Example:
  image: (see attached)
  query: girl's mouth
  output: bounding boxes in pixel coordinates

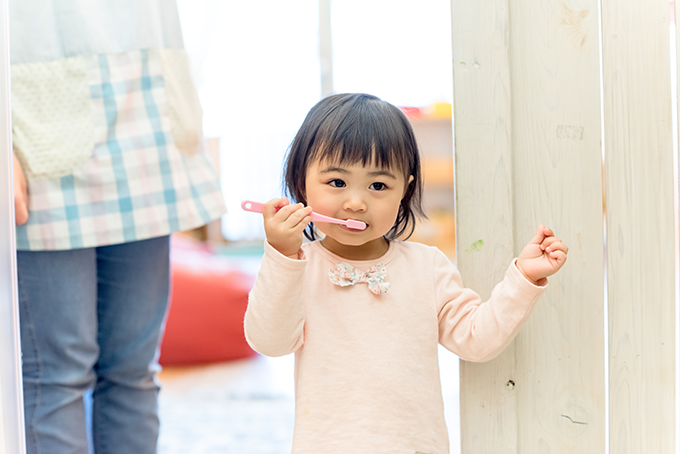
[341,221,367,232]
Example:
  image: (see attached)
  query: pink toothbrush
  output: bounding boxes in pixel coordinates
[241,200,367,230]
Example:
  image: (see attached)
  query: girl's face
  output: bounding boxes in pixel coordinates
[305,158,411,261]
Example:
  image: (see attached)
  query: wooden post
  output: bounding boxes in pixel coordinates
[453,0,605,452]
[603,0,676,452]
[452,0,517,452]
[0,0,26,451]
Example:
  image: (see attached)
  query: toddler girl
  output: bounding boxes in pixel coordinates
[244,93,568,453]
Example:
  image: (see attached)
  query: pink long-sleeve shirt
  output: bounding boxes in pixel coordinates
[244,240,545,453]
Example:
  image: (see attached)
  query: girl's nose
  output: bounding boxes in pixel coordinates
[343,194,367,212]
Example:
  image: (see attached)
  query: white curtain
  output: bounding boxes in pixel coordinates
[331,0,453,107]
[178,0,321,241]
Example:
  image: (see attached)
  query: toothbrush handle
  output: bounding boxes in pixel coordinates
[241,200,266,213]
[241,199,351,227]
[240,200,299,215]
[310,212,342,225]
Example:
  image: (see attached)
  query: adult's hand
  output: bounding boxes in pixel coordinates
[13,154,28,225]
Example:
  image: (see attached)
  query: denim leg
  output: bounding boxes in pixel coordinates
[17,248,99,454]
[92,236,170,454]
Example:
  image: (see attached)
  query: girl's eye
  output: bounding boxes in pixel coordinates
[369,182,387,191]
[328,179,346,188]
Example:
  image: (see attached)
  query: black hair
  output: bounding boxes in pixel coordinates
[283,93,425,241]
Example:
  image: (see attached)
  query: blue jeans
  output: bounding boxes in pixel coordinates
[17,236,171,454]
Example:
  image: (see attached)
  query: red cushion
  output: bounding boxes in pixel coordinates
[159,237,257,365]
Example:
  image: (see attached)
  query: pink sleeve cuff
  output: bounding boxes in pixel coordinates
[512,258,548,289]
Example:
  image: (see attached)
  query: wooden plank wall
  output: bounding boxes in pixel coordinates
[603,0,676,452]
[453,0,608,452]
[451,0,518,452]
[510,0,606,451]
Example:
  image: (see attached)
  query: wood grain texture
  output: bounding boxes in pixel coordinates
[454,0,605,452]
[509,1,605,452]
[602,1,676,452]
[452,0,518,452]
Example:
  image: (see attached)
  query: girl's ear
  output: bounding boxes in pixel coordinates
[403,175,415,196]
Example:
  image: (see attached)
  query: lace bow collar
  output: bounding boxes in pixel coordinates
[328,262,390,295]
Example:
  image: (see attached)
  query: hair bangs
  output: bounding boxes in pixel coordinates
[307,98,413,177]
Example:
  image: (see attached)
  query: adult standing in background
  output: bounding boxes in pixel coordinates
[11,0,226,452]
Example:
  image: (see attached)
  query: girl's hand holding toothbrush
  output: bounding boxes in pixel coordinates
[262,197,313,259]
[242,199,367,259]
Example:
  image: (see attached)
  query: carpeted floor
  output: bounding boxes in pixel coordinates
[159,395,294,453]
[158,355,296,454]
